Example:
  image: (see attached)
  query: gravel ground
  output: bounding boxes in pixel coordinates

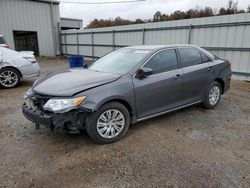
[0,60,250,188]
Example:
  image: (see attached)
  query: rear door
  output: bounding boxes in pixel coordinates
[133,48,184,119]
[177,47,213,104]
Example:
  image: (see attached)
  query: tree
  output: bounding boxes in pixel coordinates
[85,0,248,29]
[219,0,238,15]
[153,11,162,22]
[227,0,238,14]
[134,19,144,24]
[219,7,227,15]
[160,14,169,21]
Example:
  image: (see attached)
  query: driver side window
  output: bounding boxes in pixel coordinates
[144,49,178,74]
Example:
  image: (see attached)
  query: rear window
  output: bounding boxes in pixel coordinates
[0,36,6,44]
[178,47,203,67]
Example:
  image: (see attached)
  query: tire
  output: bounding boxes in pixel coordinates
[0,67,21,88]
[203,81,222,109]
[86,102,130,144]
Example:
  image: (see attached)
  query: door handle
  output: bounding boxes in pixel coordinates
[208,66,214,72]
[174,74,182,79]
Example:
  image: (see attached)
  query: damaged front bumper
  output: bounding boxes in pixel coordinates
[22,103,87,133]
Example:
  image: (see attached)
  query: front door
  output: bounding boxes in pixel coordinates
[133,49,183,119]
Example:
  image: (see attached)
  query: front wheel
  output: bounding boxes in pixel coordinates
[203,81,222,109]
[86,102,130,144]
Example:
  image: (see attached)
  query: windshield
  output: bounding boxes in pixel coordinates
[88,49,150,75]
[0,36,6,44]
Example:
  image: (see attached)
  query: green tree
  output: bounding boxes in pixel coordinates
[153,11,162,22]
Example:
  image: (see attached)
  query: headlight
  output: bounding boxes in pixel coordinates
[24,88,34,99]
[23,57,37,63]
[43,96,86,113]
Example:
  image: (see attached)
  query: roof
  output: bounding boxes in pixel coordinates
[29,0,60,4]
[0,35,3,37]
[125,44,197,50]
[61,17,83,22]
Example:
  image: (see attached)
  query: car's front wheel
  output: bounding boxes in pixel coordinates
[86,102,130,144]
[0,67,21,88]
[203,81,222,109]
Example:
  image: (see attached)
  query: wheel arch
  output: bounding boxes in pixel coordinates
[214,78,225,94]
[94,98,136,124]
[0,66,23,79]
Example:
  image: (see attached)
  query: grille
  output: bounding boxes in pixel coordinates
[31,94,51,110]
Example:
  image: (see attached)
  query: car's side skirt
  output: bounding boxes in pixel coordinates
[137,100,202,122]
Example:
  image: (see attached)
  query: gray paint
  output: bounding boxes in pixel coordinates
[29,45,231,124]
[61,13,250,81]
[32,69,121,96]
[0,0,60,56]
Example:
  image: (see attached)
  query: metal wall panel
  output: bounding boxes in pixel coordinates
[60,18,82,29]
[115,31,142,46]
[78,34,92,44]
[94,33,113,45]
[61,13,250,80]
[0,0,60,56]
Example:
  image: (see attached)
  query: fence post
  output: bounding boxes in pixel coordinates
[64,34,67,55]
[112,30,115,51]
[142,28,145,45]
[188,24,192,44]
[76,32,79,55]
[91,31,94,60]
[57,22,62,56]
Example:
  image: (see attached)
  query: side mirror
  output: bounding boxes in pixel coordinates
[136,68,153,79]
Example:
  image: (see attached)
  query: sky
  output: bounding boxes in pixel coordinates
[59,0,250,27]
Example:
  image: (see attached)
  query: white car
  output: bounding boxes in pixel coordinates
[0,47,40,88]
[0,35,10,48]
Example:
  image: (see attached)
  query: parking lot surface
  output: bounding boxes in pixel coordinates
[0,60,250,188]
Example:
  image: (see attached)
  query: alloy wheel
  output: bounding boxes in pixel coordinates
[209,85,220,105]
[96,109,125,139]
[0,70,19,88]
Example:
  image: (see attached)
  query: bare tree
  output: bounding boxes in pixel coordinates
[86,0,248,28]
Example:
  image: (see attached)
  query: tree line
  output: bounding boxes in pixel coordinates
[86,0,250,28]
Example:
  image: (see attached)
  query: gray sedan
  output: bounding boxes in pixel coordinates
[23,45,231,144]
[0,46,40,88]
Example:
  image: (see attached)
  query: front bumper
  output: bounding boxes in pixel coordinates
[22,103,87,133]
[224,74,231,94]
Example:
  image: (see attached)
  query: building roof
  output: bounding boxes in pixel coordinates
[60,17,83,22]
[29,0,60,4]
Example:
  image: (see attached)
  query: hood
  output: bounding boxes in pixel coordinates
[32,69,121,96]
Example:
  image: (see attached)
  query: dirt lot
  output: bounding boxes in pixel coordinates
[0,60,250,188]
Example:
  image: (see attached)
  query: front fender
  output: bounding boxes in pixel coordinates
[76,76,137,123]
[81,95,133,112]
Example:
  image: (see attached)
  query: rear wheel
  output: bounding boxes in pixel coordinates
[86,102,130,144]
[0,68,21,88]
[203,81,222,109]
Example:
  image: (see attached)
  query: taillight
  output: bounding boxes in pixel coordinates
[228,62,232,70]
